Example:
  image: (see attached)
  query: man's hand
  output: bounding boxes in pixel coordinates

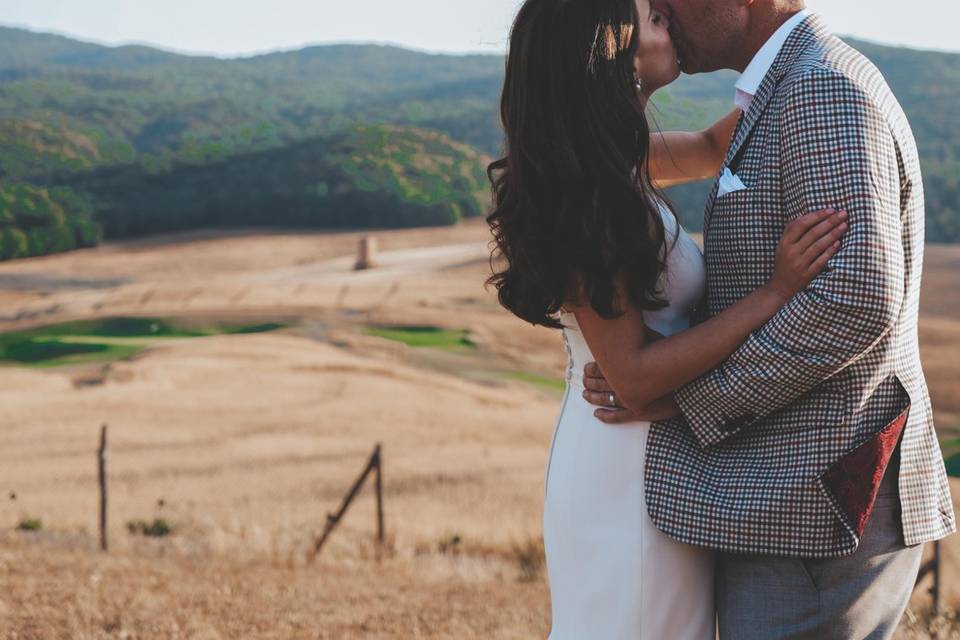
[583,362,682,424]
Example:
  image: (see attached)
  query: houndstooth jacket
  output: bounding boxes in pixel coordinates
[645,15,956,558]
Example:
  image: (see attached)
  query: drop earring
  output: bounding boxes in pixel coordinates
[634,75,644,93]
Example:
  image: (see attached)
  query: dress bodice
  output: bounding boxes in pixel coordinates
[559,202,706,389]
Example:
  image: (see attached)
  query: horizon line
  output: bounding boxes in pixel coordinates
[0,22,504,59]
[1,21,958,61]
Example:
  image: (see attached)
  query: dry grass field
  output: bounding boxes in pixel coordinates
[0,219,957,638]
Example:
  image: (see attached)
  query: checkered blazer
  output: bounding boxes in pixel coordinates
[646,15,956,558]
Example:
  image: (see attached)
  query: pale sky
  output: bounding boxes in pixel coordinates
[1,0,957,57]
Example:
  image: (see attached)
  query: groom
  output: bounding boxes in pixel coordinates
[583,0,955,637]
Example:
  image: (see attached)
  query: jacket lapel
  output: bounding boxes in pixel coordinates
[704,15,827,237]
[721,73,778,171]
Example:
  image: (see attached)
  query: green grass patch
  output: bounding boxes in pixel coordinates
[366,325,475,350]
[10,317,196,340]
[222,322,286,335]
[940,436,960,453]
[0,317,287,367]
[946,454,960,478]
[936,436,960,478]
[940,436,960,478]
[509,371,566,393]
[2,338,141,366]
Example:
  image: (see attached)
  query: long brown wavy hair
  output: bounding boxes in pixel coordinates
[486,0,675,330]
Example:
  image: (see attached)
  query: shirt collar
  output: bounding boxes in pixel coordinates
[734,9,810,109]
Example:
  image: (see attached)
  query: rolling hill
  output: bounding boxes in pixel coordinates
[62,124,490,238]
[0,25,958,261]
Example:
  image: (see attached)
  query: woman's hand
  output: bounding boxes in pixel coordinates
[764,208,848,302]
[575,209,847,421]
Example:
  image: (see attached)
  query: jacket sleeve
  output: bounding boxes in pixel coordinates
[673,67,907,449]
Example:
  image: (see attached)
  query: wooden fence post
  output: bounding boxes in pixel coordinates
[98,424,108,552]
[914,539,943,617]
[374,444,384,545]
[308,443,385,563]
[932,540,941,617]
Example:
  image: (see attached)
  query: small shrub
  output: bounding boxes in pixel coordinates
[16,518,42,532]
[511,537,546,582]
[145,519,172,537]
[127,518,172,537]
[437,533,462,555]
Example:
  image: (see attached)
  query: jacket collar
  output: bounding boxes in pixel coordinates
[721,14,830,169]
[734,9,811,108]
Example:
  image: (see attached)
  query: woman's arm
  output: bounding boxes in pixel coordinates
[570,208,848,415]
[649,109,741,188]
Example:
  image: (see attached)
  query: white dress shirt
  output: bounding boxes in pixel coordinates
[734,9,811,112]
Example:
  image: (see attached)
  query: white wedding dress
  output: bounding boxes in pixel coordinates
[543,202,715,639]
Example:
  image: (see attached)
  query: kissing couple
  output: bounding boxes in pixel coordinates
[486,0,956,638]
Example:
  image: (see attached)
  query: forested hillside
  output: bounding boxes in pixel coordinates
[57,124,489,238]
[0,25,957,261]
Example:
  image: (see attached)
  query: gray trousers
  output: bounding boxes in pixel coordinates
[717,457,924,639]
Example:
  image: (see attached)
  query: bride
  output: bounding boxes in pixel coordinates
[486,0,848,637]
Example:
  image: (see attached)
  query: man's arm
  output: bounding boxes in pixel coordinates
[673,67,907,449]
